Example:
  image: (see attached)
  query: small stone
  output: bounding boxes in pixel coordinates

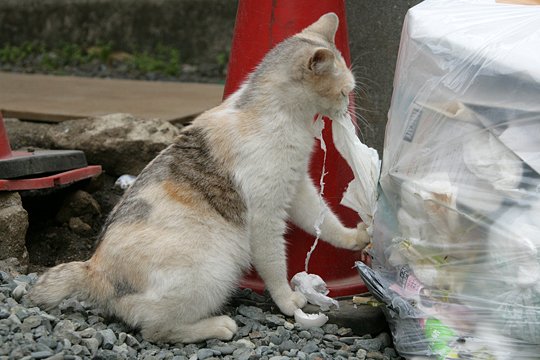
[30,351,54,359]
[70,344,86,355]
[340,336,362,345]
[54,319,76,333]
[97,329,117,350]
[355,338,382,352]
[288,348,299,356]
[107,322,126,333]
[112,344,129,357]
[278,340,296,352]
[337,327,353,336]
[211,345,235,355]
[197,348,218,360]
[265,314,285,327]
[376,332,392,349]
[117,332,127,345]
[366,351,385,359]
[58,298,86,313]
[301,341,319,354]
[0,307,9,319]
[81,338,99,355]
[249,330,263,339]
[125,334,140,349]
[86,315,103,325]
[22,315,42,330]
[283,321,294,330]
[235,338,256,349]
[94,349,118,360]
[238,305,266,322]
[77,327,96,338]
[68,217,93,235]
[183,344,199,356]
[323,334,338,342]
[299,330,312,339]
[44,352,65,360]
[356,348,367,360]
[336,349,352,357]
[308,327,324,339]
[269,356,288,360]
[125,345,138,359]
[256,345,271,356]
[322,323,339,335]
[62,339,71,350]
[237,324,252,337]
[11,284,27,301]
[8,313,22,325]
[37,336,56,349]
[308,353,324,360]
[383,347,398,358]
[232,347,254,360]
[269,333,283,345]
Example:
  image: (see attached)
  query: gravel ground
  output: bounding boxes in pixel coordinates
[0,269,401,360]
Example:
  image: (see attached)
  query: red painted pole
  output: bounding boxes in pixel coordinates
[0,113,13,159]
[224,0,367,296]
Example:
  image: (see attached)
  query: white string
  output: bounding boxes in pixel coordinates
[305,115,329,273]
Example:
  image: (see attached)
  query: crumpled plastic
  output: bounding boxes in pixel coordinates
[114,174,137,190]
[332,113,381,234]
[291,271,339,311]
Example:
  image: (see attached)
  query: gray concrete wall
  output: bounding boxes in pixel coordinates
[0,0,238,64]
[346,0,422,153]
[0,0,422,152]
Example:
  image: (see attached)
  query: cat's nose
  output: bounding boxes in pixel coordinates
[341,84,354,97]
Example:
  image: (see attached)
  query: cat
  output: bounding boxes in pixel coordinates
[29,12,370,344]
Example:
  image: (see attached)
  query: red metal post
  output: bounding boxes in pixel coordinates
[0,113,13,159]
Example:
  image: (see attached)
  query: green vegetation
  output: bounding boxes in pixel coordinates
[0,41,185,78]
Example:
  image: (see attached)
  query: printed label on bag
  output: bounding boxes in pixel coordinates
[404,104,422,142]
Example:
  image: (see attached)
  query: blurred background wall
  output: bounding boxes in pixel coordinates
[0,0,422,153]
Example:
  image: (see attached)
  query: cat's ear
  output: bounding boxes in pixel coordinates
[303,12,339,43]
[308,48,335,75]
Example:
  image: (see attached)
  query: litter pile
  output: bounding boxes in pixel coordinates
[355,1,540,359]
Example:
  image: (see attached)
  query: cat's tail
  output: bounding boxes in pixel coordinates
[29,261,111,310]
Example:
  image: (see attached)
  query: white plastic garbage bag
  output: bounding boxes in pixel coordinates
[356,1,540,359]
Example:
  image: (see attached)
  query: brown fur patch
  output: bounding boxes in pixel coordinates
[163,180,200,208]
[165,127,247,227]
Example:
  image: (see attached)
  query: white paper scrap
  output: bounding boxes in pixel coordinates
[291,271,339,311]
[114,174,137,190]
[332,113,381,232]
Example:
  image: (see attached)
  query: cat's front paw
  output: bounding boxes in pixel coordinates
[273,290,307,316]
[344,223,371,251]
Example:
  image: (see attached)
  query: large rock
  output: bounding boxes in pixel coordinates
[0,192,29,266]
[4,118,55,150]
[49,113,180,176]
[56,190,101,225]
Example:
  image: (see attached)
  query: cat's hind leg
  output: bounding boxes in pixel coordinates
[112,288,239,344]
[141,315,238,344]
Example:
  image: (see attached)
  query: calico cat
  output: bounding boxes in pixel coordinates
[29,13,370,343]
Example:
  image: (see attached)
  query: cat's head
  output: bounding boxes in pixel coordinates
[296,12,355,118]
[242,13,355,119]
